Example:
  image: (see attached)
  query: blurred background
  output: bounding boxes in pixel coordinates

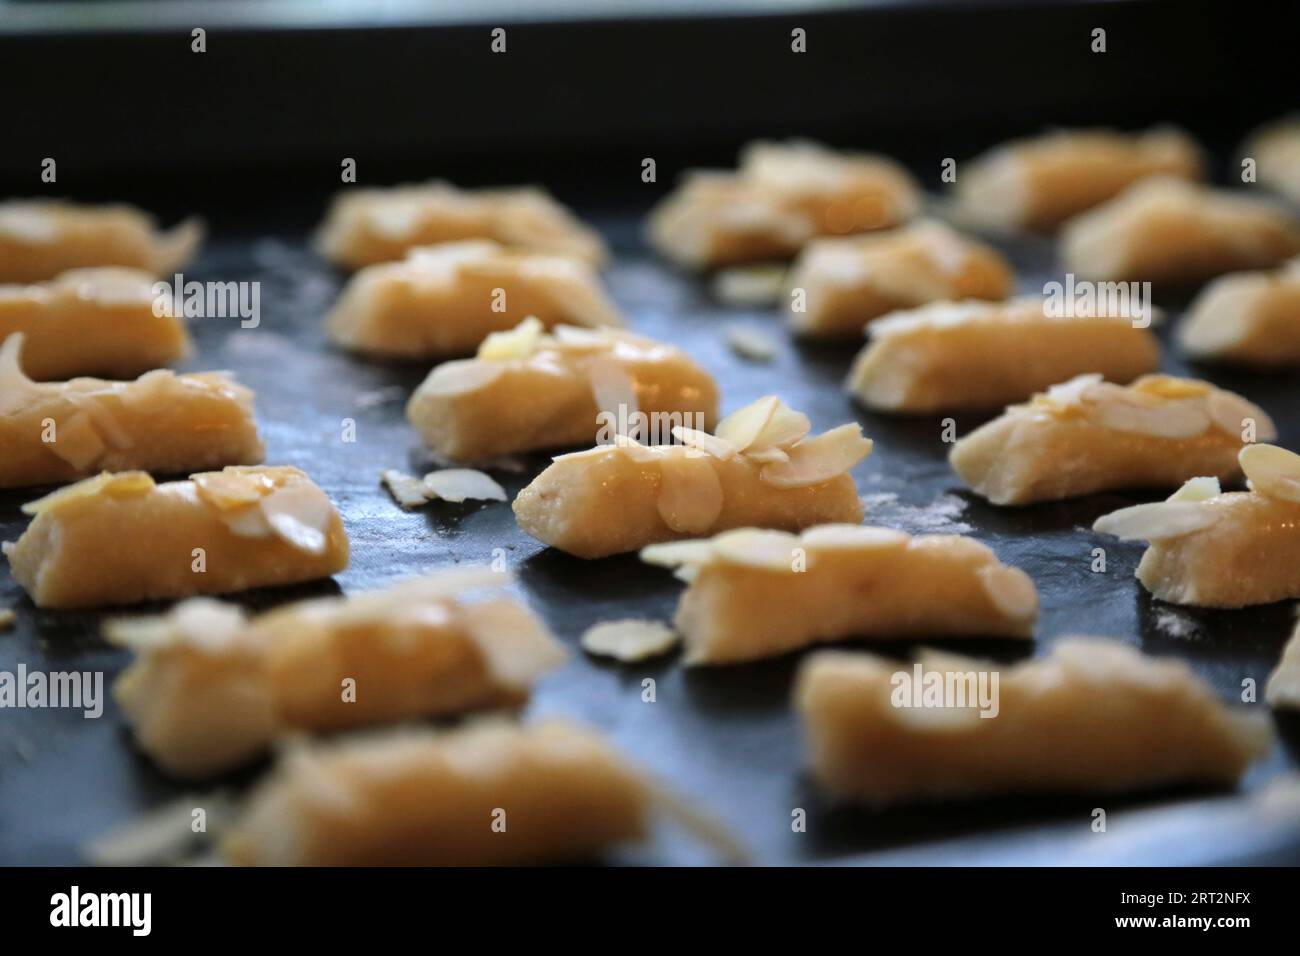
[0,0,1295,222]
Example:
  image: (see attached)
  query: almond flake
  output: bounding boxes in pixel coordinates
[657,452,723,534]
[381,469,430,509]
[715,396,779,451]
[750,402,811,451]
[709,528,799,570]
[671,426,736,460]
[421,360,507,397]
[1043,373,1103,408]
[260,484,335,554]
[22,471,154,516]
[640,539,716,569]
[580,619,681,662]
[1167,476,1222,503]
[1092,501,1220,541]
[1239,443,1300,504]
[711,266,787,307]
[477,316,544,360]
[1087,395,1211,439]
[0,333,47,415]
[724,323,779,361]
[1208,389,1275,440]
[587,354,639,421]
[801,524,908,550]
[760,423,873,489]
[421,468,507,503]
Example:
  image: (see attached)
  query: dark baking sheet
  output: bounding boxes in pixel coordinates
[2,188,1300,866]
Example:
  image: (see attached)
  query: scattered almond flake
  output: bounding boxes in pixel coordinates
[1087,395,1211,439]
[1154,608,1202,641]
[422,468,507,503]
[260,484,334,554]
[478,316,545,360]
[640,539,715,569]
[1044,373,1103,408]
[724,323,779,362]
[21,470,154,516]
[0,609,14,630]
[1092,501,1220,541]
[381,469,430,509]
[1167,476,1221,503]
[671,426,736,460]
[609,433,664,464]
[85,793,235,867]
[751,402,810,450]
[760,423,872,489]
[745,446,788,464]
[1239,443,1300,504]
[710,528,799,570]
[656,452,723,534]
[587,354,640,421]
[715,396,780,451]
[580,619,681,662]
[192,468,274,510]
[420,359,508,397]
[710,264,787,307]
[801,524,908,550]
[1207,389,1275,440]
[354,385,406,411]
[0,333,48,415]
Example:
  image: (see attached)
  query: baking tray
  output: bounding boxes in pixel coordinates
[2,180,1299,866]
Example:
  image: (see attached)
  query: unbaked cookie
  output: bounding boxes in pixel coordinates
[1178,257,1300,365]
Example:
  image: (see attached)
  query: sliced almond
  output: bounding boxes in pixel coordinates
[1087,395,1211,439]
[22,471,154,516]
[656,452,723,534]
[749,402,811,452]
[381,469,429,509]
[477,316,544,361]
[48,412,105,471]
[1239,443,1300,504]
[0,333,48,415]
[587,354,640,422]
[671,426,736,460]
[640,539,716,569]
[760,423,873,489]
[260,484,335,554]
[978,564,1038,622]
[422,359,507,396]
[580,619,681,663]
[801,524,908,551]
[1167,476,1222,503]
[1043,373,1103,408]
[193,469,274,510]
[422,468,507,503]
[709,528,800,571]
[1208,389,1276,441]
[715,396,779,451]
[744,446,789,464]
[1092,501,1220,541]
[712,266,787,308]
[724,323,779,361]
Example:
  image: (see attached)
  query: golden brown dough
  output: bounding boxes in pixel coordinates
[0,199,202,283]
[0,268,191,380]
[512,396,872,558]
[1093,448,1300,608]
[325,241,621,359]
[108,568,566,778]
[795,639,1272,806]
[847,297,1160,412]
[950,374,1275,505]
[642,525,1037,665]
[221,721,738,866]
[4,466,348,608]
[407,319,719,461]
[315,182,606,269]
[1178,258,1300,365]
[1061,178,1300,286]
[0,333,263,489]
[954,127,1202,231]
[785,220,1014,338]
[648,140,920,269]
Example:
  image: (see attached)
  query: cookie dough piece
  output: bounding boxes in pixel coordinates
[847,297,1160,413]
[950,374,1275,505]
[0,199,202,284]
[325,241,622,359]
[407,319,720,461]
[0,268,191,380]
[1178,258,1300,365]
[221,720,734,866]
[513,396,872,558]
[1241,117,1300,204]
[108,568,566,778]
[315,182,606,270]
[4,466,348,608]
[0,333,264,489]
[796,638,1272,806]
[641,525,1037,665]
[648,140,921,270]
[785,220,1014,338]
[1093,447,1300,607]
[954,127,1202,232]
[1061,178,1300,286]
[1265,616,1300,710]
